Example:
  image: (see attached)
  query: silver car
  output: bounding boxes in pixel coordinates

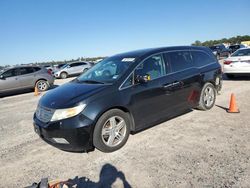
[0,66,54,94]
[54,62,92,79]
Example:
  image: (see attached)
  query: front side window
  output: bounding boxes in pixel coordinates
[70,63,78,67]
[165,51,193,72]
[77,56,132,84]
[2,68,19,78]
[135,54,165,80]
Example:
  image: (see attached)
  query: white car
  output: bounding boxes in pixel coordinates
[54,62,92,79]
[223,48,250,78]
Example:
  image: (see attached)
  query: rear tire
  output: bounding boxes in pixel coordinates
[93,109,130,153]
[197,83,216,111]
[60,72,68,79]
[36,80,49,91]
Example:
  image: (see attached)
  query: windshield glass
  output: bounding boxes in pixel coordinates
[61,64,69,69]
[231,49,250,57]
[77,56,134,83]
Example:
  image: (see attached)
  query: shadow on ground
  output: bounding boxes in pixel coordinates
[26,163,131,188]
[66,163,132,188]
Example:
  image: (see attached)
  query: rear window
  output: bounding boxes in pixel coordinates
[164,51,194,72]
[191,51,215,67]
[231,49,250,57]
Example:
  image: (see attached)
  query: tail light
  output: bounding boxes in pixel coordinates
[47,69,52,75]
[224,61,232,65]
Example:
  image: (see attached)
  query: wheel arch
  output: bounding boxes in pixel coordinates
[93,106,136,133]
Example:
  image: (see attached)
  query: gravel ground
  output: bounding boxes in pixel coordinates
[0,76,250,188]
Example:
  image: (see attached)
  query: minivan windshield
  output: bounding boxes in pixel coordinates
[231,49,250,57]
[77,56,134,84]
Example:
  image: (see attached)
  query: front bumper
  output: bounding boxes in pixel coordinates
[33,113,95,152]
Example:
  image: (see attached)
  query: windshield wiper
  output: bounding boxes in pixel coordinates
[78,80,105,84]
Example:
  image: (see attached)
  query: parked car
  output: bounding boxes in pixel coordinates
[209,44,231,59]
[228,44,246,54]
[33,46,222,153]
[53,62,92,79]
[43,65,54,74]
[57,64,66,69]
[0,66,54,94]
[223,48,250,78]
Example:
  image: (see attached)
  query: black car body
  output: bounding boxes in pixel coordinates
[209,44,231,59]
[33,46,222,153]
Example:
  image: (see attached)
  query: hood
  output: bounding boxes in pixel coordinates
[39,81,108,109]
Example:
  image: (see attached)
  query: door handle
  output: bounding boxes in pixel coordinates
[162,83,173,89]
[162,81,183,90]
[172,81,180,86]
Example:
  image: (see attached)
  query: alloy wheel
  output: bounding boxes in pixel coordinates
[203,86,215,107]
[37,81,48,91]
[101,116,127,147]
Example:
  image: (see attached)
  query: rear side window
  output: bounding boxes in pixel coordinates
[78,62,87,66]
[164,51,194,72]
[191,51,215,67]
[71,63,85,67]
[19,67,35,75]
[33,67,41,72]
[26,67,35,74]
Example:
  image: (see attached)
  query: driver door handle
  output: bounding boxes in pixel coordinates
[162,81,183,90]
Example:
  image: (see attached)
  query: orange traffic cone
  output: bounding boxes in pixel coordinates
[227,93,240,113]
[34,86,40,96]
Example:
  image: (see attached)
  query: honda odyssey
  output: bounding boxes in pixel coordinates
[33,46,222,153]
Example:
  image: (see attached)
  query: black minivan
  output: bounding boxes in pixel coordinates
[33,46,222,153]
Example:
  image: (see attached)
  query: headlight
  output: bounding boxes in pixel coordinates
[51,104,86,122]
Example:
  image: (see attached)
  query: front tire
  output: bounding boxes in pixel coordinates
[93,109,130,153]
[60,72,68,79]
[197,83,216,110]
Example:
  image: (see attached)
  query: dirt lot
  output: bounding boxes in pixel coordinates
[0,76,250,188]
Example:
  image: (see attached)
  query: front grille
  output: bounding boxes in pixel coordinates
[36,105,55,123]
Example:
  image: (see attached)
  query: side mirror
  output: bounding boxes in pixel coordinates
[135,74,151,84]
